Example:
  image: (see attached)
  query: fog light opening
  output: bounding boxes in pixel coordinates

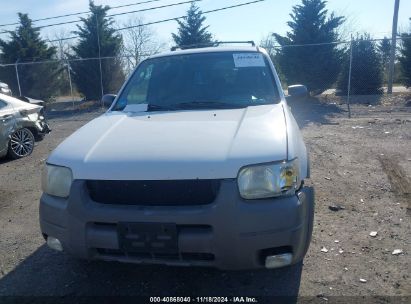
[46,236,63,251]
[265,253,293,269]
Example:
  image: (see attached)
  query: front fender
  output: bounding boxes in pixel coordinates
[282,104,309,180]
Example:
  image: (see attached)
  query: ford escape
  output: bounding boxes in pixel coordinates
[40,42,314,270]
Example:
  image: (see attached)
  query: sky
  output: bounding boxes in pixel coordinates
[0,0,410,47]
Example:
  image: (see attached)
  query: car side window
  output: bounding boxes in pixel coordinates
[0,100,7,110]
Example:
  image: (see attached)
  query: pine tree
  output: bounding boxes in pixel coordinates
[272,0,344,94]
[70,0,124,100]
[172,3,213,48]
[378,37,391,82]
[337,34,383,95]
[399,23,411,87]
[0,13,61,99]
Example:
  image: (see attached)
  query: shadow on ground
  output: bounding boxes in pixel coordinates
[287,96,344,129]
[0,245,302,300]
[0,158,11,165]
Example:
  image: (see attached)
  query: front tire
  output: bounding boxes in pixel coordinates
[8,128,35,159]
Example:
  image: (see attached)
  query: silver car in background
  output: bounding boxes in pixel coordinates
[0,82,12,96]
[0,93,50,159]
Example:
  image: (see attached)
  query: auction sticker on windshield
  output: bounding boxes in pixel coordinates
[233,53,265,67]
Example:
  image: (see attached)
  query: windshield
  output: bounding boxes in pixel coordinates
[113,51,280,111]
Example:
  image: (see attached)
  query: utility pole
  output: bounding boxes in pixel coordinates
[347,36,353,119]
[95,13,104,101]
[387,0,400,94]
[15,60,22,96]
[66,62,74,109]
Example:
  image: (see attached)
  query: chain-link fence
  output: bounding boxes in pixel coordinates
[0,37,410,117]
[265,36,410,117]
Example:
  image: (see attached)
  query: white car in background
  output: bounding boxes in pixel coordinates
[16,95,46,107]
[0,82,12,96]
[0,81,46,106]
[0,93,50,159]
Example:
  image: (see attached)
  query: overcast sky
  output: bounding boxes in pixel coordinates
[0,0,410,47]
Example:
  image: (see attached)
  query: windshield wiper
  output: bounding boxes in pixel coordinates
[174,101,245,109]
[147,101,248,111]
[147,104,178,111]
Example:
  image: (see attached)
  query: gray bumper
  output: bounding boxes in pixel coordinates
[33,117,51,135]
[39,180,314,270]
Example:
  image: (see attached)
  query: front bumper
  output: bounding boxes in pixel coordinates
[35,117,51,135]
[39,180,314,270]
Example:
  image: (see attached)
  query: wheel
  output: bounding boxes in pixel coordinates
[7,128,35,159]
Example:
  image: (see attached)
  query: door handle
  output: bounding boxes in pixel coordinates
[0,114,13,121]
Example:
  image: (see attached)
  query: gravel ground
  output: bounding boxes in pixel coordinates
[0,98,410,301]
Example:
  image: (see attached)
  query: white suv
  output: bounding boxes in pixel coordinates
[40,43,314,270]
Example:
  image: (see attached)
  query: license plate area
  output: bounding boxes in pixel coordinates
[117,222,178,254]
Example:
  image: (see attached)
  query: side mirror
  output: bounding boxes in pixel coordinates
[101,94,116,107]
[287,84,308,98]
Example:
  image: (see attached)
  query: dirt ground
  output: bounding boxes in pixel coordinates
[0,96,410,302]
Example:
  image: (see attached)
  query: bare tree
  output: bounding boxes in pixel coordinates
[48,29,74,60]
[336,10,360,42]
[120,17,165,74]
[46,29,77,99]
[260,34,277,58]
[260,34,287,86]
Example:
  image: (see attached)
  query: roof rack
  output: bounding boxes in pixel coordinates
[170,40,256,51]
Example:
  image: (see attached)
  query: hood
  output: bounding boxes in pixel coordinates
[48,104,288,180]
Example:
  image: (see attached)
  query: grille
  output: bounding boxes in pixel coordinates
[97,248,215,261]
[86,179,221,206]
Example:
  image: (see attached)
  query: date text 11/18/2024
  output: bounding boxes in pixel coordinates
[149,297,258,303]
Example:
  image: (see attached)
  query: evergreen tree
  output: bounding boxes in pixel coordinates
[378,37,391,81]
[0,13,61,99]
[399,22,411,87]
[172,3,213,48]
[337,34,383,95]
[70,1,124,100]
[272,0,344,94]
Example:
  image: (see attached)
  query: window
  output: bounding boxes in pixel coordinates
[0,100,7,110]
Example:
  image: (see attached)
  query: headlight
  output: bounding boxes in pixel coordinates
[41,164,73,198]
[237,159,301,199]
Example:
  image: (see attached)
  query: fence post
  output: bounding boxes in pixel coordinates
[66,61,74,109]
[95,14,104,104]
[14,61,22,96]
[346,37,353,119]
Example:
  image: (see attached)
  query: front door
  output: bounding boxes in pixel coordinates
[0,99,16,154]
